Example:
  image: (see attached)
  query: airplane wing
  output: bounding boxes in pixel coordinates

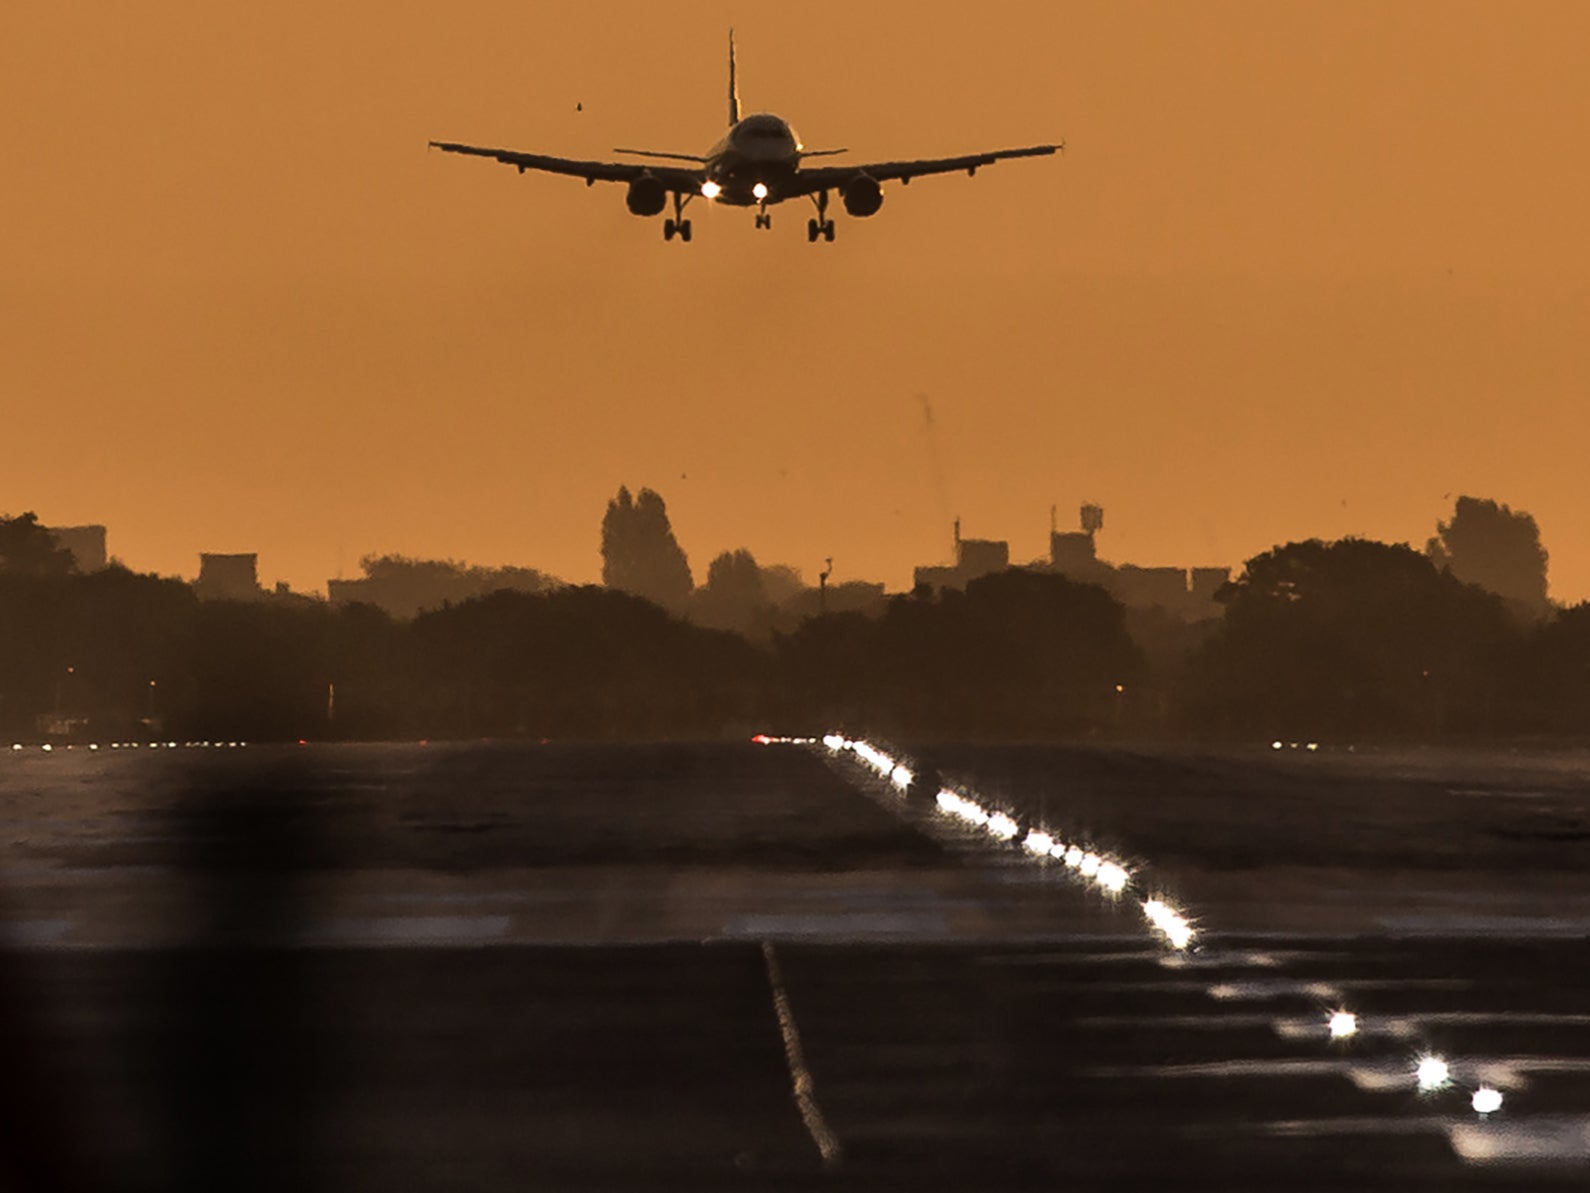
[428,141,704,191]
[785,144,1060,197]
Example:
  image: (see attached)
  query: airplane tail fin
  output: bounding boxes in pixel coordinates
[728,28,741,126]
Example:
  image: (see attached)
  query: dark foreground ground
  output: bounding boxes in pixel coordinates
[1,740,1587,1190]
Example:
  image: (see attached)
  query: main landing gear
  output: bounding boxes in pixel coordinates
[663,191,693,242]
[755,210,772,231]
[806,190,835,243]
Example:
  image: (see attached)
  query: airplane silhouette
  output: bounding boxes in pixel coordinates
[430,31,1062,242]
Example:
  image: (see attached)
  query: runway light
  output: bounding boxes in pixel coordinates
[1023,830,1054,856]
[1096,861,1130,893]
[1049,841,1068,859]
[1416,1055,1450,1092]
[752,182,769,200]
[1080,852,1101,877]
[41,744,52,753]
[1328,1011,1358,1039]
[986,812,1019,841]
[701,180,722,198]
[1272,741,1283,750]
[1472,1086,1503,1114]
[1064,847,1083,868]
[1143,898,1195,950]
[890,764,913,790]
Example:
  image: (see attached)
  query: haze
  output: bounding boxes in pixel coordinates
[4,2,1587,598]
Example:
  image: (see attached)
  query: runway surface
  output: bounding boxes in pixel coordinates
[1,739,1587,1189]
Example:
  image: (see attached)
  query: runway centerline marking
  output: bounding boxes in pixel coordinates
[761,940,842,1169]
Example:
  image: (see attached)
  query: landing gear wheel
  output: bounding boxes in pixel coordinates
[823,220,835,242]
[663,219,676,242]
[678,219,692,243]
[755,213,772,230]
[807,218,820,243]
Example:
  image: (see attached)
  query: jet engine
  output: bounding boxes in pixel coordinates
[625,175,668,217]
[842,174,884,217]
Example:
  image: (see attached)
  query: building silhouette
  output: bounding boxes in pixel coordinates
[195,553,263,601]
[915,506,1230,622]
[46,524,108,572]
[913,519,1011,591]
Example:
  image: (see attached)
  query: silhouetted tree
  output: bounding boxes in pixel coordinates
[1427,496,1550,619]
[777,569,1141,739]
[600,487,693,611]
[347,554,557,619]
[0,513,75,578]
[693,548,769,634]
[1192,538,1513,737]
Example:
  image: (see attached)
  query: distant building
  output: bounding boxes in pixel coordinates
[912,519,1011,592]
[914,505,1231,621]
[195,553,262,601]
[47,524,108,572]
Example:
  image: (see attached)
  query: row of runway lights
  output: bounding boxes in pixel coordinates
[815,733,1195,952]
[761,732,1508,1117]
[11,742,248,752]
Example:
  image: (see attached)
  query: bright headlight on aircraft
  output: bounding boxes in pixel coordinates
[701,180,722,199]
[1328,1011,1358,1039]
[752,182,769,200]
[1415,1055,1450,1092]
[1472,1086,1503,1114]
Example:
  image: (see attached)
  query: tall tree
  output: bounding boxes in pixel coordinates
[1427,496,1550,618]
[599,487,693,611]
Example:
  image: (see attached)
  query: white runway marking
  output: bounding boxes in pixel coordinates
[761,941,842,1169]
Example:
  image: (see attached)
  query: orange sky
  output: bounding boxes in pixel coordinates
[4,2,1588,599]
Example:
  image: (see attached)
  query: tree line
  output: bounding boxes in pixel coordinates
[1,497,1585,743]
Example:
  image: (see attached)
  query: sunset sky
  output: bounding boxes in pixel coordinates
[4,2,1587,599]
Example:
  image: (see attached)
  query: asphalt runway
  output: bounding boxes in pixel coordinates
[1,739,1587,1189]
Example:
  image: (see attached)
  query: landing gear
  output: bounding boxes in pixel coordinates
[755,210,772,230]
[806,191,836,242]
[663,191,694,243]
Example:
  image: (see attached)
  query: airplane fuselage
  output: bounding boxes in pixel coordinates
[702,113,803,206]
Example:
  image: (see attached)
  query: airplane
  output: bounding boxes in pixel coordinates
[429,31,1062,243]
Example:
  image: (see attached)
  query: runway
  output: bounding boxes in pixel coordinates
[1,739,1586,1188]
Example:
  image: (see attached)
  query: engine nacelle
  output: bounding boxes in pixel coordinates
[842,174,884,218]
[625,175,668,217]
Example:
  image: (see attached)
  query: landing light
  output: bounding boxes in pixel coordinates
[1328,1010,1358,1039]
[1472,1086,1503,1114]
[701,180,722,199]
[752,182,769,200]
